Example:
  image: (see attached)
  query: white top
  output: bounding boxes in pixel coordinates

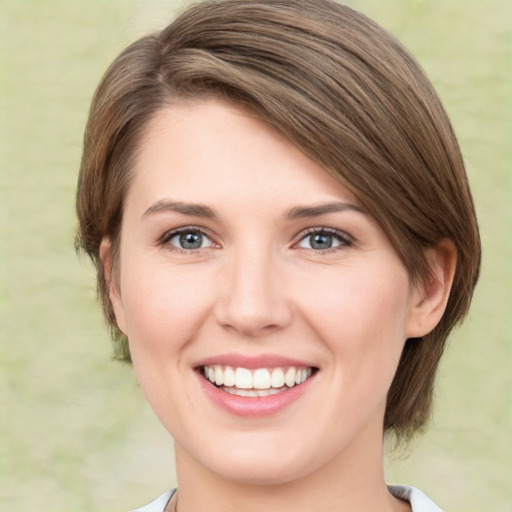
[130,485,443,512]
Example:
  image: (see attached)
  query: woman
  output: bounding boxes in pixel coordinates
[76,0,481,510]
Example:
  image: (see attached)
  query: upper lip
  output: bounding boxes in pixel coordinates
[194,353,317,370]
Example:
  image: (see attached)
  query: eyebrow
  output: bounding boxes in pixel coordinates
[142,199,366,221]
[285,201,366,219]
[142,200,218,220]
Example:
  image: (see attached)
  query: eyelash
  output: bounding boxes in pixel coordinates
[159,226,217,254]
[296,227,353,254]
[159,226,353,254]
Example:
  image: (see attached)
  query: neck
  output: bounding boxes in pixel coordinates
[172,422,409,512]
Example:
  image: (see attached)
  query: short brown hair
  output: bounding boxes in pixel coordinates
[76,0,481,440]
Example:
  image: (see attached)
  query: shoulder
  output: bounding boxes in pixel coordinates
[388,485,443,512]
[129,489,176,512]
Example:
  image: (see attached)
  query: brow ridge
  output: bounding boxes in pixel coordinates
[142,200,218,220]
[285,201,365,219]
[142,199,365,221]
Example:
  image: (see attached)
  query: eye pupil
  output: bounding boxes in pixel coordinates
[179,232,202,249]
[311,233,332,249]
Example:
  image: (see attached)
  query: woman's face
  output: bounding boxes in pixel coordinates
[108,100,424,485]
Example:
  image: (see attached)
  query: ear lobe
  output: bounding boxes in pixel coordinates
[406,240,457,338]
[99,238,127,335]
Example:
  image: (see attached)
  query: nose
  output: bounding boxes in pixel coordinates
[214,246,292,338]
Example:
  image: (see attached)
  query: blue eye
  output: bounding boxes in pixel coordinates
[165,229,214,250]
[297,229,351,251]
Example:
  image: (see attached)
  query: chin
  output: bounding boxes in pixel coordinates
[214,458,306,486]
[192,435,319,486]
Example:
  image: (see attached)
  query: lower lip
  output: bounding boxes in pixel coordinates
[197,371,316,417]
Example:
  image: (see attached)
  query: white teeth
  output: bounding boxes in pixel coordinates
[221,386,284,397]
[285,367,296,387]
[271,368,285,388]
[214,366,223,386]
[223,366,235,387]
[235,367,253,389]
[257,388,282,396]
[253,369,271,389]
[234,388,256,397]
[202,364,314,394]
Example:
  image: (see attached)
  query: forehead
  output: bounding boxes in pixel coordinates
[127,99,360,214]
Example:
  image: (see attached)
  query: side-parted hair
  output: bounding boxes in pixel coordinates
[76,0,481,441]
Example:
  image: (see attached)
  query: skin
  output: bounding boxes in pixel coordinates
[102,100,455,512]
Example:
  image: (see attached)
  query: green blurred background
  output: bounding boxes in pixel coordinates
[0,1,510,511]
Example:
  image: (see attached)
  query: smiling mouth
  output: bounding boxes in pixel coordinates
[200,365,316,397]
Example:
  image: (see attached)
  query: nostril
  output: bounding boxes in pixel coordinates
[215,298,292,337]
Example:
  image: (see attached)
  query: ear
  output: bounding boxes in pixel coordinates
[99,238,127,335]
[406,240,457,338]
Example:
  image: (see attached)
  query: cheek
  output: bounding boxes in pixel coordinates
[119,261,214,356]
[296,264,412,369]
[118,261,217,426]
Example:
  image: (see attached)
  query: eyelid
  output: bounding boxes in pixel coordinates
[157,225,353,253]
[293,226,354,250]
[158,225,219,250]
